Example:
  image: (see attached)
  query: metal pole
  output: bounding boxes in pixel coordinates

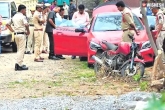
[140,0,158,56]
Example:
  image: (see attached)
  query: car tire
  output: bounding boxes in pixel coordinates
[79,57,87,61]
[12,41,17,52]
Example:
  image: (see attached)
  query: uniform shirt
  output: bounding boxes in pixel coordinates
[33,11,43,29]
[0,15,2,33]
[45,11,56,33]
[155,10,165,30]
[72,11,90,26]
[8,12,28,33]
[63,5,69,15]
[121,7,134,30]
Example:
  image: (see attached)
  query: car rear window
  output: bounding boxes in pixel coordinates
[93,14,144,31]
[0,2,10,18]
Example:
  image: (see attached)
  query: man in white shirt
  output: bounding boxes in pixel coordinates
[72,4,90,28]
[71,4,90,59]
[63,1,69,19]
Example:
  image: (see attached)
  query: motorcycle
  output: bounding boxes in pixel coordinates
[91,35,145,79]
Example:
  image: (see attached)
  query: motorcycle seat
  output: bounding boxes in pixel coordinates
[102,41,118,51]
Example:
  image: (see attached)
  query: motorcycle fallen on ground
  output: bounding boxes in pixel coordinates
[91,35,145,79]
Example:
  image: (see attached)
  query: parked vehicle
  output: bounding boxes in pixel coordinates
[0,0,17,52]
[53,2,154,67]
[92,34,145,78]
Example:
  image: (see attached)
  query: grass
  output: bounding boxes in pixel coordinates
[4,59,154,98]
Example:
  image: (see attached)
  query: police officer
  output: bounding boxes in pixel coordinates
[41,4,50,53]
[116,1,139,42]
[33,4,45,62]
[26,7,35,54]
[6,5,30,71]
[152,7,165,63]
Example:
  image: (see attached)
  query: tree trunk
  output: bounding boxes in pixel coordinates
[151,50,165,90]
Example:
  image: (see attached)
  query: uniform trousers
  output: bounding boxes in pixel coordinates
[15,34,26,66]
[34,29,43,59]
[156,31,165,62]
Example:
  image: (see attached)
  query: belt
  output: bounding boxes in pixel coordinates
[34,29,43,31]
[123,28,134,32]
[29,24,34,26]
[161,30,165,31]
[14,32,25,35]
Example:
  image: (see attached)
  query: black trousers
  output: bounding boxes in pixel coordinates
[47,32,54,56]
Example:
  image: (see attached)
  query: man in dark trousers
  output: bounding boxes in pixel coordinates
[45,7,65,60]
[69,0,76,20]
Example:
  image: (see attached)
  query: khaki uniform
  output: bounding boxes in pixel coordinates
[8,12,28,66]
[155,10,165,62]
[41,12,49,52]
[27,14,35,52]
[121,7,135,42]
[33,11,44,59]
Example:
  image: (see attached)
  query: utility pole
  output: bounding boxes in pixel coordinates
[140,0,158,56]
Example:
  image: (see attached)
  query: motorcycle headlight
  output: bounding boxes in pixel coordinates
[141,41,151,49]
[90,41,101,50]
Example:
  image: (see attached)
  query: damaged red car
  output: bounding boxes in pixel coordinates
[53,2,154,67]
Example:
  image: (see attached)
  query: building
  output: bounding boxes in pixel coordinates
[14,0,38,15]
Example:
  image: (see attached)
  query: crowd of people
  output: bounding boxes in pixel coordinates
[5,0,90,71]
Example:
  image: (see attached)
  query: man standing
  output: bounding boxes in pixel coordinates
[45,7,61,60]
[151,7,165,63]
[50,0,57,11]
[6,5,30,71]
[63,1,69,19]
[33,4,45,62]
[69,0,76,20]
[41,5,50,54]
[116,1,139,42]
[71,4,90,59]
[26,7,35,54]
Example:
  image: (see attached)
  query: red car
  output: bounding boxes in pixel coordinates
[53,2,154,67]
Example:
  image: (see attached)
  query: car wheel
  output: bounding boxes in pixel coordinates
[12,41,17,52]
[79,57,87,61]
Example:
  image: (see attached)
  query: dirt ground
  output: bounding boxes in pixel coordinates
[0,52,155,99]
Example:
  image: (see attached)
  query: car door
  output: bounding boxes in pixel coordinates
[53,27,89,56]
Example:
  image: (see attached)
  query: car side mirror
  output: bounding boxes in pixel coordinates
[150,25,155,31]
[75,28,86,33]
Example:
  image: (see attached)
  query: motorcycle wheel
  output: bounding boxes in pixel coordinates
[121,62,145,80]
[94,53,109,78]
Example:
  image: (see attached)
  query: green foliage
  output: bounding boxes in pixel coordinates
[145,92,165,110]
[140,81,148,91]
[133,74,141,82]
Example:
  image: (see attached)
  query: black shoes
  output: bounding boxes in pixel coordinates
[48,56,60,60]
[56,55,66,59]
[15,63,28,71]
[25,51,32,54]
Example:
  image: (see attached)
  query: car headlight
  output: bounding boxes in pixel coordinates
[90,41,101,50]
[141,41,151,49]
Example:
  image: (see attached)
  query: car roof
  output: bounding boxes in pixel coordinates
[93,1,130,17]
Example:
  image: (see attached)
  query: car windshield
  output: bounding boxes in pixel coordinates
[147,16,156,26]
[93,14,144,31]
[0,2,10,18]
[55,18,86,28]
